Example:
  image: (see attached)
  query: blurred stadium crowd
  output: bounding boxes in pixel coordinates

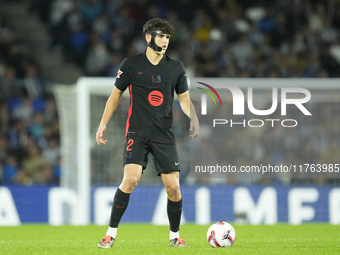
[30,0,340,78]
[1,0,340,185]
[182,97,340,185]
[0,8,60,185]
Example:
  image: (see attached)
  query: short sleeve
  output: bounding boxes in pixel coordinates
[175,61,189,95]
[114,58,130,91]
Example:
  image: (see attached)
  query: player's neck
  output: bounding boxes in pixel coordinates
[145,47,164,65]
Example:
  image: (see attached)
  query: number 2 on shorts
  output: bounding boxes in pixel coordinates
[126,139,134,151]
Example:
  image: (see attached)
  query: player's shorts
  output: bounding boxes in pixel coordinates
[123,136,180,175]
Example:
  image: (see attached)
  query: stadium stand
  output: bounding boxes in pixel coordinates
[0,5,60,184]
[1,0,340,185]
[28,0,340,78]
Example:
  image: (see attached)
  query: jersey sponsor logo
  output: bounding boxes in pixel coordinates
[148,90,164,106]
[152,75,161,83]
[138,71,148,75]
[117,69,123,78]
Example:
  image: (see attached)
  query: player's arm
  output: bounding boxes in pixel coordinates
[96,86,124,145]
[177,91,200,138]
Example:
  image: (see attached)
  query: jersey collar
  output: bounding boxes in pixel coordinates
[143,51,166,66]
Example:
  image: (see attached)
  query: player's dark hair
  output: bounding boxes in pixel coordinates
[143,18,175,35]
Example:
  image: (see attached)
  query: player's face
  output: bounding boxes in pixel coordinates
[155,33,170,54]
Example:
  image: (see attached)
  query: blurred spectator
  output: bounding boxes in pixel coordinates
[7,119,28,151]
[80,0,103,25]
[21,145,53,184]
[85,40,110,76]
[232,34,253,69]
[0,102,10,133]
[24,63,44,99]
[28,112,44,140]
[0,134,9,165]
[49,0,74,30]
[1,154,19,184]
[107,28,124,53]
[11,96,34,122]
[36,124,54,150]
[42,136,60,168]
[43,97,58,124]
[1,66,24,101]
[107,53,123,77]
[258,7,277,33]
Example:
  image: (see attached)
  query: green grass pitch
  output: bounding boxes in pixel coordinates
[0,224,339,255]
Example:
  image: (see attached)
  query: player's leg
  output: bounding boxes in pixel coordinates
[161,171,188,247]
[99,136,149,248]
[161,170,182,232]
[119,163,143,193]
[150,140,189,247]
[98,164,143,248]
[110,164,143,230]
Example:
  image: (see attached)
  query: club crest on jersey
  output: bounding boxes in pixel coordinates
[152,75,161,84]
[117,69,123,78]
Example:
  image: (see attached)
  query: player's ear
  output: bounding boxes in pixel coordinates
[145,33,151,43]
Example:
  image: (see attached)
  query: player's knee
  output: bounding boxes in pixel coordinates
[166,184,181,201]
[123,176,139,190]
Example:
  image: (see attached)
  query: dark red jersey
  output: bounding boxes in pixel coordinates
[115,52,188,144]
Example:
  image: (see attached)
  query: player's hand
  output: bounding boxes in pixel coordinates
[96,124,108,145]
[189,118,199,138]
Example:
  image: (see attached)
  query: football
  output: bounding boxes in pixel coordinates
[206,221,236,248]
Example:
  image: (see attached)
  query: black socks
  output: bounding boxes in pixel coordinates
[167,198,182,232]
[109,188,131,228]
[109,189,182,232]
